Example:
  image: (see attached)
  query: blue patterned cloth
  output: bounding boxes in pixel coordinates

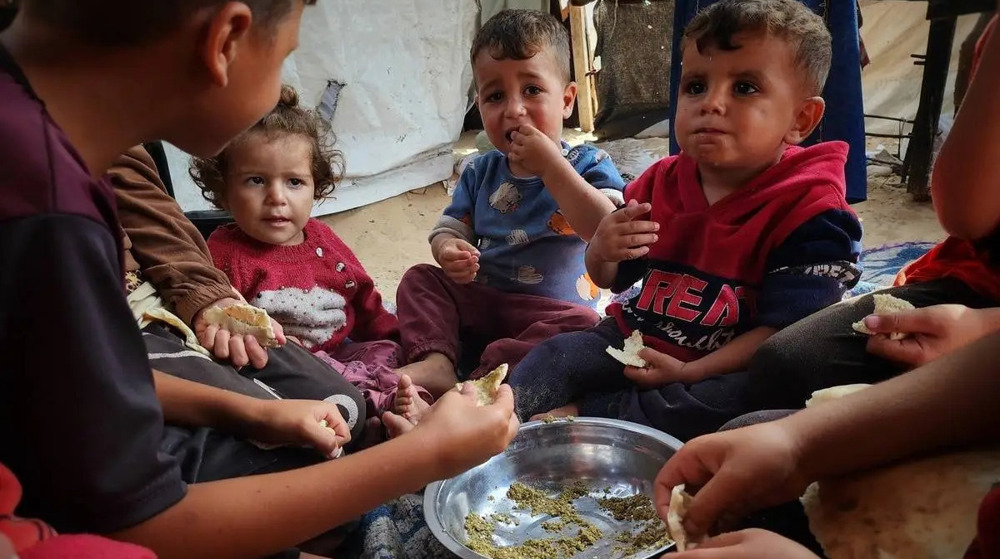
[846,241,938,296]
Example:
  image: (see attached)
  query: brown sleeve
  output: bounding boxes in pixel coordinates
[110,145,235,325]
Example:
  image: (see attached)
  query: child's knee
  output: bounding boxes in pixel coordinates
[399,263,443,287]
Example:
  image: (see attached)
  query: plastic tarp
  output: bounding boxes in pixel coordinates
[860,1,981,135]
[165,0,478,217]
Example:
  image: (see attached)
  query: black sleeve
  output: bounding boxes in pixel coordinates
[611,257,649,293]
[0,215,186,533]
[757,209,864,329]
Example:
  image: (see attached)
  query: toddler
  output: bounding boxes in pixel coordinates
[193,86,431,437]
[509,0,864,441]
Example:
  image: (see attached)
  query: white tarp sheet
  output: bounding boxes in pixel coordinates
[166,0,478,216]
[860,1,981,135]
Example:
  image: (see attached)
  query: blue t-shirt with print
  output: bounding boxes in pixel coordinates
[430,144,625,308]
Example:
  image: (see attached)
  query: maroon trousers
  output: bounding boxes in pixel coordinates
[396,264,600,379]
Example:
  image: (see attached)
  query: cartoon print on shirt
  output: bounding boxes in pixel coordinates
[255,285,347,349]
[515,265,544,285]
[488,182,522,214]
[506,229,530,245]
[565,146,585,164]
[547,211,575,236]
[575,272,601,301]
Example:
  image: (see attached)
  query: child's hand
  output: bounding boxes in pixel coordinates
[508,124,565,179]
[248,399,351,458]
[654,422,809,543]
[863,304,992,367]
[194,297,287,369]
[411,383,519,479]
[588,200,659,263]
[438,237,481,284]
[672,529,821,559]
[624,348,699,388]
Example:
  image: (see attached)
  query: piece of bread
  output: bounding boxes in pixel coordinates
[667,484,702,551]
[606,330,648,367]
[852,293,915,340]
[456,363,508,406]
[802,450,1000,559]
[805,384,872,408]
[202,303,280,348]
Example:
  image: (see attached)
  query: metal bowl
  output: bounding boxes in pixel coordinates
[424,417,683,558]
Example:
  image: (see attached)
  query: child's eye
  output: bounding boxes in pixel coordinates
[485,91,503,103]
[247,176,265,186]
[288,178,306,188]
[683,80,706,96]
[734,81,759,96]
[524,85,543,96]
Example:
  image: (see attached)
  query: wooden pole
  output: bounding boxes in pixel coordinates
[570,5,596,133]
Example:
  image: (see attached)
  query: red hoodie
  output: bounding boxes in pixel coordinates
[607,142,861,361]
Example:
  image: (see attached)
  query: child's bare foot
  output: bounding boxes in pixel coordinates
[393,374,432,425]
[396,352,457,398]
[382,411,416,439]
[530,403,580,422]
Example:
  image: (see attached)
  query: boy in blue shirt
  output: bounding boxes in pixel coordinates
[395,9,626,398]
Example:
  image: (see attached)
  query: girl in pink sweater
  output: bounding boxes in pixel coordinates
[192,86,431,439]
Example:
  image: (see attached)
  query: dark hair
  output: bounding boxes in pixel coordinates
[190,85,344,208]
[683,0,832,95]
[471,9,571,83]
[18,0,315,46]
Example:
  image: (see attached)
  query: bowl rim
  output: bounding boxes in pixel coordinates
[423,417,684,559]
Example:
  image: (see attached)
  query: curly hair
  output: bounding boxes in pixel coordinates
[471,9,571,84]
[684,0,832,95]
[190,85,344,208]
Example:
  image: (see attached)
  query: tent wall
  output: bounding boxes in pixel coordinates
[166,0,478,217]
[860,1,980,135]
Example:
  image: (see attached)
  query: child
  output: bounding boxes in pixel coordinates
[193,85,433,435]
[509,0,863,441]
[0,1,518,558]
[746,10,1000,412]
[395,9,627,397]
[658,14,1000,555]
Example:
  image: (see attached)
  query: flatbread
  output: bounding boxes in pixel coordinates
[667,484,701,551]
[802,449,1000,559]
[805,384,871,408]
[202,303,280,348]
[456,363,508,406]
[606,330,648,367]
[851,293,915,340]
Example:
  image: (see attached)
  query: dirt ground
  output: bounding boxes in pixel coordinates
[323,131,945,302]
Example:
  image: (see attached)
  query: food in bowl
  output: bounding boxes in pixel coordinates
[463,481,671,559]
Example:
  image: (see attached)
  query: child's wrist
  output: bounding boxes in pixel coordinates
[228,396,271,437]
[539,155,573,185]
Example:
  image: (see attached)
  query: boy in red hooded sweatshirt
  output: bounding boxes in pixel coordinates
[509,0,863,440]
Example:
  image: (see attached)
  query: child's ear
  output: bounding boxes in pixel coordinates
[562,82,578,119]
[200,3,254,88]
[784,96,826,145]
